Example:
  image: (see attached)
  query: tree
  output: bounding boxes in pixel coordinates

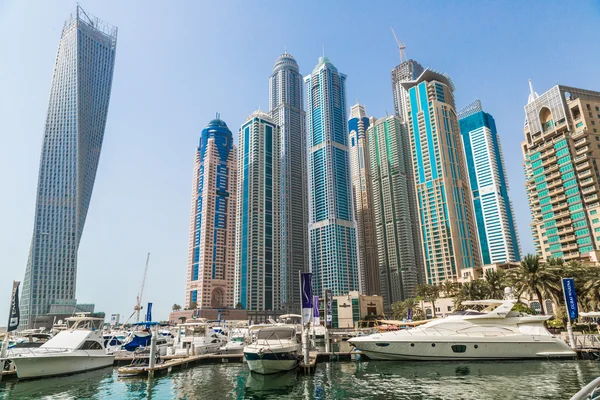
[235,302,244,310]
[506,254,559,315]
[172,304,181,311]
[391,298,423,321]
[454,280,490,310]
[484,269,507,299]
[440,280,458,298]
[416,284,440,317]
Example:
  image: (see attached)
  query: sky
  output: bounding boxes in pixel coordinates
[1,0,599,324]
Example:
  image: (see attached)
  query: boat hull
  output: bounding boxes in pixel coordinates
[11,353,115,379]
[351,337,576,361]
[244,349,299,374]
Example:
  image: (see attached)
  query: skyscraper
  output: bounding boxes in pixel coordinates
[348,104,379,295]
[20,6,117,328]
[403,69,482,284]
[459,100,521,264]
[522,83,600,261]
[185,116,237,310]
[368,115,419,307]
[235,111,281,311]
[391,59,426,285]
[305,56,358,296]
[269,52,308,313]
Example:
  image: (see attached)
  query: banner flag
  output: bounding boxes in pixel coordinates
[301,273,313,325]
[325,289,332,328]
[7,281,20,332]
[562,278,578,320]
[313,296,320,326]
[146,302,153,322]
[407,308,413,321]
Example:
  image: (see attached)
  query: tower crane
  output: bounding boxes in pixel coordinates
[134,253,150,323]
[390,26,407,63]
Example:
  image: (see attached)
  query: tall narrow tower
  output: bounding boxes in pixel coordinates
[235,111,281,312]
[403,69,482,284]
[348,104,379,295]
[269,52,308,313]
[305,56,358,296]
[459,100,521,264]
[185,116,237,310]
[20,6,117,328]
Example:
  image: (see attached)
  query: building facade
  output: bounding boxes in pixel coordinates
[185,117,237,309]
[348,104,379,296]
[391,59,426,285]
[305,57,359,296]
[403,69,482,285]
[368,115,420,307]
[458,100,521,265]
[235,111,281,311]
[522,83,600,261]
[20,6,117,328]
[269,52,308,313]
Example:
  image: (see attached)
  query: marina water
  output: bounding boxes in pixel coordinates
[2,359,600,399]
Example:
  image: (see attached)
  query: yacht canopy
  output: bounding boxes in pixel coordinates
[580,312,600,317]
[41,330,91,350]
[376,320,431,326]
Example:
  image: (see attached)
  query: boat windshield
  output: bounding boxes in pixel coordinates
[450,310,487,316]
[256,329,295,340]
[231,337,244,342]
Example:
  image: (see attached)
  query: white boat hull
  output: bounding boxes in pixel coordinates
[12,353,115,379]
[244,344,300,374]
[352,337,576,361]
[246,359,298,374]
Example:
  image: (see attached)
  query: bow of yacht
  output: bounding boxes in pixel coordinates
[349,299,576,361]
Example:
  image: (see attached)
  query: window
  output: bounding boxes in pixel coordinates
[80,341,103,350]
[452,345,467,353]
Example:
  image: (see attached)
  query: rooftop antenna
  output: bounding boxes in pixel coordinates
[284,45,287,54]
[390,26,406,63]
[216,112,220,119]
[528,79,535,96]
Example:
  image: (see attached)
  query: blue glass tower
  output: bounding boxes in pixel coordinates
[20,6,117,328]
[186,116,237,310]
[305,57,358,296]
[459,100,521,264]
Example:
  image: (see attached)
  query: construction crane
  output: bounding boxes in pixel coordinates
[390,26,407,63]
[134,253,150,323]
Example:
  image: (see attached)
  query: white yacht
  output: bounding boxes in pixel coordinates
[9,315,114,379]
[172,321,227,356]
[244,326,300,374]
[220,327,248,354]
[349,299,576,361]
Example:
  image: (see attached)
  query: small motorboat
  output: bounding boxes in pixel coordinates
[220,328,248,354]
[244,326,300,374]
[117,347,163,378]
[172,321,228,356]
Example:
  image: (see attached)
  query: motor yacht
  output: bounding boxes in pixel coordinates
[9,315,114,379]
[348,299,576,361]
[220,327,248,354]
[110,322,169,356]
[244,326,300,374]
[172,321,227,356]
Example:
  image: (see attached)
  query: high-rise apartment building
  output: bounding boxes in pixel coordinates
[348,104,379,296]
[522,83,600,261]
[235,111,281,311]
[20,7,117,328]
[185,117,237,309]
[305,57,358,296]
[269,52,308,313]
[391,59,426,285]
[368,115,420,306]
[403,69,482,284]
[459,100,521,264]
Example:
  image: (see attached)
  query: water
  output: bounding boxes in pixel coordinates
[1,360,599,399]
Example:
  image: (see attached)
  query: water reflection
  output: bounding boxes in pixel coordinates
[0,360,599,400]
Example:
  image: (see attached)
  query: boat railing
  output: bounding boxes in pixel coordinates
[575,334,600,349]
[7,347,73,356]
[571,376,600,400]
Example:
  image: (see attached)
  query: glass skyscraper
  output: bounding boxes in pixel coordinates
[403,69,482,284]
[235,111,281,311]
[458,100,521,264]
[368,115,420,307]
[348,104,379,296]
[186,117,237,310]
[269,52,308,313]
[20,6,117,328]
[305,57,358,296]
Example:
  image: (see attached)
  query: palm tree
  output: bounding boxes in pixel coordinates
[416,284,440,317]
[506,254,558,315]
[172,304,181,311]
[391,298,423,320]
[454,280,490,310]
[583,276,600,311]
[440,280,458,298]
[484,269,506,299]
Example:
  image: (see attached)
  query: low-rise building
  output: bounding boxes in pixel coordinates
[331,291,384,328]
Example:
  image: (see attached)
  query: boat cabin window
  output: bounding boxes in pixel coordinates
[80,340,103,350]
[451,345,467,353]
[256,329,295,340]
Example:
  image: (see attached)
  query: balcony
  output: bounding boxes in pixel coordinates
[579,170,593,179]
[542,156,557,167]
[580,177,595,187]
[555,202,569,212]
[584,194,598,203]
[574,137,588,147]
[557,226,574,235]
[576,146,589,155]
[556,218,572,227]
[562,243,579,252]
[582,186,596,194]
[575,153,588,163]
[576,161,590,171]
[550,194,566,204]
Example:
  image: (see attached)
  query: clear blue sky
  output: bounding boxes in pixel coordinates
[1,0,599,323]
